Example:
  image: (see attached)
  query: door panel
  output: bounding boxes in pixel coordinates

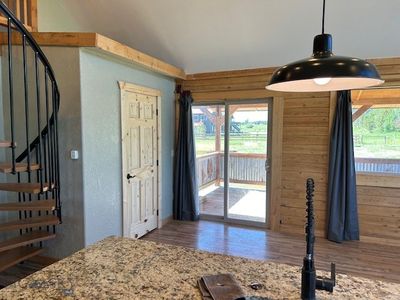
[129,127,140,169]
[192,100,271,226]
[122,88,159,239]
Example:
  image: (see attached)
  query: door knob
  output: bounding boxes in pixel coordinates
[127,174,136,180]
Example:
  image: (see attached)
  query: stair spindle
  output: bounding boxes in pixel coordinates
[22,33,34,222]
[17,172,22,236]
[7,18,16,174]
[22,33,31,177]
[44,68,51,186]
[34,51,43,192]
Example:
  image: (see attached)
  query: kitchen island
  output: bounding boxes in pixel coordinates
[0,236,399,299]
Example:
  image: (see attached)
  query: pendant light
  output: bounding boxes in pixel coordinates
[266,0,384,92]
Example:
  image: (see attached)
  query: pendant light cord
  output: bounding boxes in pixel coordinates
[322,0,326,34]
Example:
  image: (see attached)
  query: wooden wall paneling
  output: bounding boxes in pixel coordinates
[357,185,400,199]
[279,94,331,236]
[23,0,28,24]
[15,0,20,20]
[28,0,38,31]
[354,60,400,245]
[185,67,276,80]
[269,97,284,231]
[357,173,400,188]
[179,57,400,246]
[0,0,36,31]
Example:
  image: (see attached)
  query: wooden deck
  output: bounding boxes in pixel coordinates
[144,220,400,284]
[200,185,266,222]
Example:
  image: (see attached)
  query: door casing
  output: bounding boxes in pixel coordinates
[119,81,162,237]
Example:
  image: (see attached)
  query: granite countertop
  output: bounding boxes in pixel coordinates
[1,236,399,299]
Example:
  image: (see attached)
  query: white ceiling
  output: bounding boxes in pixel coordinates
[38,0,400,74]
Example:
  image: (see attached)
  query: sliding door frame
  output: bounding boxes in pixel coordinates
[194,98,273,228]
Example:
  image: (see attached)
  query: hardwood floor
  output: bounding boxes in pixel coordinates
[0,261,43,288]
[0,256,57,288]
[143,220,400,283]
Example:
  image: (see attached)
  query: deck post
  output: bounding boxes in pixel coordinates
[215,106,222,186]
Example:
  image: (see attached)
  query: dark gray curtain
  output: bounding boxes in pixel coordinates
[173,91,199,221]
[327,90,359,242]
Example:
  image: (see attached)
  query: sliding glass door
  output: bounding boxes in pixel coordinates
[193,105,225,217]
[193,99,272,226]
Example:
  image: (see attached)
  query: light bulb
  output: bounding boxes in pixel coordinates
[313,77,332,85]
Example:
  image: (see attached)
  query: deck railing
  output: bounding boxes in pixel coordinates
[355,157,400,174]
[196,153,400,188]
[0,0,37,31]
[196,152,267,187]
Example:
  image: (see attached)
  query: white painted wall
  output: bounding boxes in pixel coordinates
[79,49,175,246]
[38,0,400,73]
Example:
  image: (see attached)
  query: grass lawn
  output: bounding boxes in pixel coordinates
[354,132,400,159]
[195,135,267,155]
[195,133,400,158]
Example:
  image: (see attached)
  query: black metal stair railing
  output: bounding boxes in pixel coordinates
[0,2,61,222]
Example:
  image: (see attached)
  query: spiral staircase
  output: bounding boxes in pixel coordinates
[0,1,61,272]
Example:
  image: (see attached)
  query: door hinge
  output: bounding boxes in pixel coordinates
[156,160,159,166]
[156,109,159,116]
[157,209,159,216]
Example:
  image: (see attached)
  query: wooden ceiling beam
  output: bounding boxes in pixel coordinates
[353,98,400,106]
[352,105,372,122]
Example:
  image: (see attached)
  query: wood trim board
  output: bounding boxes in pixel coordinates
[357,172,400,188]
[0,32,186,79]
[269,97,284,231]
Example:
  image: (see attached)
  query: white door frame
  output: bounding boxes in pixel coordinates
[118,81,162,237]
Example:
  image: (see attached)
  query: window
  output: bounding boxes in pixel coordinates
[352,89,400,174]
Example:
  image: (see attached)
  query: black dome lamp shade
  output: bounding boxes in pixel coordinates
[266,0,384,92]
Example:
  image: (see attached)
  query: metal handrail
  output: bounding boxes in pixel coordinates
[0,3,59,94]
[0,2,60,163]
[0,1,61,220]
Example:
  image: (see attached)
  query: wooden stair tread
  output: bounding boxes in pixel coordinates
[0,162,40,173]
[0,199,56,211]
[0,231,56,252]
[0,140,14,148]
[0,246,43,273]
[0,182,53,194]
[0,216,59,232]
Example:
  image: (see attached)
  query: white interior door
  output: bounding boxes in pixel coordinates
[120,82,160,239]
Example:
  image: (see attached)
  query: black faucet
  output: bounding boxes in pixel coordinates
[301,178,336,300]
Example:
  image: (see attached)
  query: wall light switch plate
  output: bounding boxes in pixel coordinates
[71,150,79,160]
